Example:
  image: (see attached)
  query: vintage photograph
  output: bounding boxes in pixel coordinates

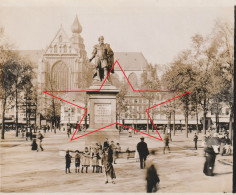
[0,0,234,193]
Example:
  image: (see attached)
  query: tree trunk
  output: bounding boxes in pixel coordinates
[195,102,199,134]
[185,110,188,138]
[215,112,219,133]
[169,112,172,140]
[1,97,7,139]
[173,110,176,136]
[85,94,87,129]
[147,99,150,134]
[203,111,207,134]
[229,113,233,141]
[15,87,19,137]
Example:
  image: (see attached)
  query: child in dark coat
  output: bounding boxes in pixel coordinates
[75,150,81,173]
[65,150,72,174]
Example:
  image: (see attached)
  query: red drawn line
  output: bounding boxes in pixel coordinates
[43,60,190,142]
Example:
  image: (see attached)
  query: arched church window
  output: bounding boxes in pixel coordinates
[54,45,57,53]
[51,61,69,91]
[59,35,62,42]
[64,45,67,53]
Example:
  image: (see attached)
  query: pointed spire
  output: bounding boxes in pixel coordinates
[71,15,82,34]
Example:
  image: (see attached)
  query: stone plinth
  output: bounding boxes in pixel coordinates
[85,82,120,146]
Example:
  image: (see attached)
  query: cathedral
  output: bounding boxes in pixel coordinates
[38,15,88,92]
[16,15,149,127]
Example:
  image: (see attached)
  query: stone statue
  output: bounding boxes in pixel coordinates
[89,36,114,82]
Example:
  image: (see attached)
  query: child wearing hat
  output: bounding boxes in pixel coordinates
[81,147,90,173]
[75,150,81,173]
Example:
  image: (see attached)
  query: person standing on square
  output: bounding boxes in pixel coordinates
[75,150,81,173]
[65,150,72,174]
[137,136,149,169]
[193,133,198,150]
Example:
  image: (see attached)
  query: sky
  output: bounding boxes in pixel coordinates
[0,0,234,65]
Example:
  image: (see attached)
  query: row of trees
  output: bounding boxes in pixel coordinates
[116,20,233,139]
[161,20,234,138]
[0,28,36,139]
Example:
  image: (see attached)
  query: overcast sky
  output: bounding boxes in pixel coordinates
[0,0,234,65]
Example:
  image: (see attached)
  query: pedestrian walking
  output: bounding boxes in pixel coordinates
[126,147,131,160]
[43,126,46,135]
[193,133,198,150]
[110,141,116,164]
[97,147,103,173]
[75,150,81,173]
[26,130,29,141]
[137,136,149,169]
[91,147,99,173]
[65,150,72,174]
[103,138,109,150]
[31,138,38,151]
[163,133,170,154]
[37,131,44,152]
[21,128,25,138]
[145,150,160,193]
[102,146,116,184]
[81,147,90,173]
[203,145,216,176]
[114,143,121,164]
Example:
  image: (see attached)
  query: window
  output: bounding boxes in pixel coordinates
[64,45,67,53]
[54,45,57,53]
[59,35,62,42]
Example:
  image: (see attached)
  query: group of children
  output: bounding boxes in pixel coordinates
[65,141,121,174]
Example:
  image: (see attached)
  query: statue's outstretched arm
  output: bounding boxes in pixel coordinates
[89,46,97,62]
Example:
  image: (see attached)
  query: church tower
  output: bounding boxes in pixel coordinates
[38,15,89,121]
[38,15,88,92]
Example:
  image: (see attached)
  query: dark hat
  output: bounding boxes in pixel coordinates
[75,150,79,153]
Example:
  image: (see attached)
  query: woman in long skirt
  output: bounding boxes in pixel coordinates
[91,147,99,173]
[102,146,116,184]
[81,147,90,173]
[203,146,216,176]
[98,148,103,173]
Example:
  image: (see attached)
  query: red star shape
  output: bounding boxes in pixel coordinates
[43,61,190,141]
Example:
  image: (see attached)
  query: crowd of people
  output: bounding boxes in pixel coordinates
[18,124,231,192]
[65,139,121,184]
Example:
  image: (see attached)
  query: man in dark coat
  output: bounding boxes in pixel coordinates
[203,146,216,176]
[65,150,72,174]
[103,138,109,150]
[193,133,198,150]
[137,136,149,169]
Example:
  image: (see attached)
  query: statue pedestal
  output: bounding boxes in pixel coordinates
[85,82,120,146]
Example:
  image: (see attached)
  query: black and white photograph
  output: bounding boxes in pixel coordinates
[0,0,235,193]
